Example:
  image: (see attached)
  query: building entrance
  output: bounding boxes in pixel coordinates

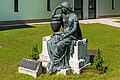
[74,0,83,19]
[73,0,97,19]
[88,0,96,19]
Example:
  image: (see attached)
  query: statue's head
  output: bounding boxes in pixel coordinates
[61,2,73,14]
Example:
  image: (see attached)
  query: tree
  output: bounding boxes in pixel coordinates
[93,49,103,70]
[29,44,39,60]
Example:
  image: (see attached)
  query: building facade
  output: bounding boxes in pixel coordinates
[0,0,120,24]
[73,0,120,19]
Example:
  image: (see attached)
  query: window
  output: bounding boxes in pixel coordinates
[14,0,19,12]
[112,0,115,10]
[47,0,51,11]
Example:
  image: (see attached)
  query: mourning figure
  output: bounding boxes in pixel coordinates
[47,2,82,73]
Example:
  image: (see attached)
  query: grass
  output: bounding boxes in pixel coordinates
[113,18,120,20]
[111,17,120,20]
[116,21,120,23]
[112,18,120,23]
[0,23,120,80]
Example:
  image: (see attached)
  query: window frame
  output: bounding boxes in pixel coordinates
[112,0,115,10]
[47,0,51,11]
[14,0,19,12]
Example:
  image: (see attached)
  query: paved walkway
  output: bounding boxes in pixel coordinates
[0,22,50,27]
[0,18,120,28]
[79,18,120,28]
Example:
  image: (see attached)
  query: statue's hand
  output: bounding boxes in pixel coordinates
[60,37,65,41]
[60,34,66,41]
[54,32,62,35]
[52,5,63,18]
[56,5,63,9]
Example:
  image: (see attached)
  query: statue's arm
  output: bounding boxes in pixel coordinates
[62,21,78,39]
[52,5,62,18]
[61,14,78,40]
[54,32,63,35]
[61,17,64,28]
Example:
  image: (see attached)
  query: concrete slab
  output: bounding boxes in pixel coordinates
[79,18,120,28]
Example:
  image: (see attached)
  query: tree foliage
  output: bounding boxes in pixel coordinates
[93,49,103,70]
[92,49,108,73]
[29,44,39,60]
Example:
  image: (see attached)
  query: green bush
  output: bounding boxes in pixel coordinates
[93,49,103,70]
[92,49,108,74]
[29,44,39,60]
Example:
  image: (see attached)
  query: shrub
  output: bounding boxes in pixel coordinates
[92,49,108,74]
[29,44,39,60]
[93,49,103,70]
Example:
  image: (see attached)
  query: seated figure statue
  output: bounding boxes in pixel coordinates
[47,2,82,73]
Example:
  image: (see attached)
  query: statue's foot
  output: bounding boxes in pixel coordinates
[48,70,52,75]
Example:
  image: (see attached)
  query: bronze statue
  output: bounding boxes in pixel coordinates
[47,2,82,73]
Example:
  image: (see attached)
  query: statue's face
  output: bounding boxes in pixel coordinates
[62,7,67,15]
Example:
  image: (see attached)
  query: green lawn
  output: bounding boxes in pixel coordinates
[0,23,120,80]
[116,21,120,23]
[114,18,120,20]
[112,18,120,23]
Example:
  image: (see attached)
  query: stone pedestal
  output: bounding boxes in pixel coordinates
[39,36,51,67]
[57,68,72,75]
[39,36,90,74]
[69,39,90,74]
[18,58,42,78]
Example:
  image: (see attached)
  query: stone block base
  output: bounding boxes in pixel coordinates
[39,36,90,75]
[18,60,42,78]
[69,59,85,69]
[57,68,72,75]
[18,67,38,78]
